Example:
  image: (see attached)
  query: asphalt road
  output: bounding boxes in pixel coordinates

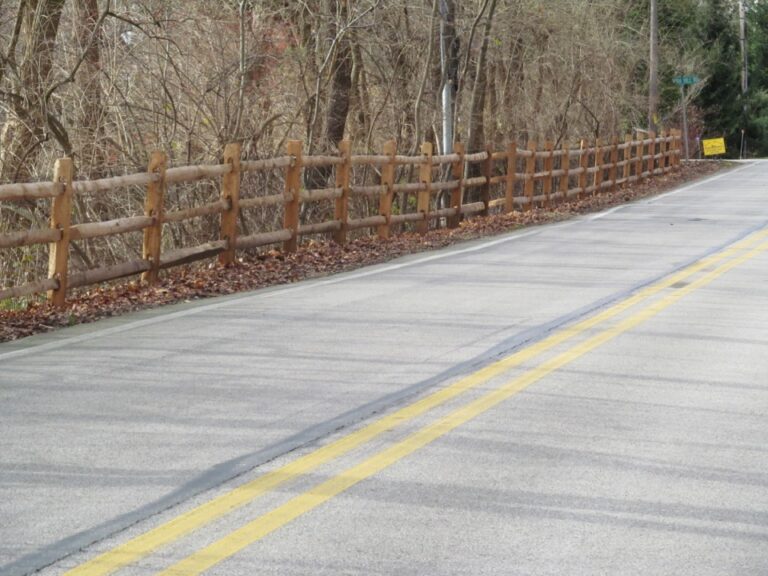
[2,162,767,576]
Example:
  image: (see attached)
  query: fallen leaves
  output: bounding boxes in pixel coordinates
[0,162,723,343]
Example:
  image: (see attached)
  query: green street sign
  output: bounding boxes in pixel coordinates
[673,75,700,86]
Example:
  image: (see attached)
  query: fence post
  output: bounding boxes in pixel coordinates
[47,158,74,307]
[647,132,656,177]
[505,142,517,213]
[525,140,536,210]
[543,140,554,208]
[623,134,632,183]
[219,142,241,266]
[480,144,493,217]
[417,142,433,235]
[609,136,619,193]
[559,141,570,204]
[635,135,644,180]
[661,130,670,172]
[670,129,681,169]
[283,140,303,253]
[578,139,589,200]
[334,139,351,245]
[378,139,397,239]
[592,138,603,195]
[450,141,465,228]
[141,151,167,285]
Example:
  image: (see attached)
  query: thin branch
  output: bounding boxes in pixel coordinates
[44,1,112,105]
[459,0,491,91]
[232,0,248,139]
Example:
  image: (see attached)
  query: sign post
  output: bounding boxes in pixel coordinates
[673,75,699,161]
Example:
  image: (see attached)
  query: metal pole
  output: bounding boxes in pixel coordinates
[738,0,748,158]
[681,84,690,161]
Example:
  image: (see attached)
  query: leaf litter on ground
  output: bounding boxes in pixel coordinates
[0,162,724,343]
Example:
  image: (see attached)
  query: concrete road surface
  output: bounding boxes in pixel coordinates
[2,162,767,576]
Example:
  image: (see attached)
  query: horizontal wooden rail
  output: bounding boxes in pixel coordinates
[70,216,154,240]
[166,164,231,184]
[299,220,343,235]
[235,229,292,250]
[0,228,61,249]
[241,156,294,172]
[160,240,228,269]
[0,278,59,301]
[239,193,288,209]
[0,131,682,307]
[0,181,62,201]
[348,215,387,230]
[164,200,229,223]
[71,173,159,194]
[69,259,152,289]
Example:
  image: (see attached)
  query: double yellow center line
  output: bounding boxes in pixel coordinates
[67,229,768,576]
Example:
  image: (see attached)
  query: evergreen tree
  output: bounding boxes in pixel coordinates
[695,0,743,156]
[745,0,768,156]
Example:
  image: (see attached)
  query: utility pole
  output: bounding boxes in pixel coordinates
[680,84,690,160]
[648,0,659,134]
[738,0,748,158]
[439,0,458,158]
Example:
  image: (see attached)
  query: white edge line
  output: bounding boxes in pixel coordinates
[590,205,624,221]
[589,162,753,219]
[0,228,541,362]
[1,163,752,362]
[645,162,753,204]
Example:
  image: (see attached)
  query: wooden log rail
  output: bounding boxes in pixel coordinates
[0,132,682,307]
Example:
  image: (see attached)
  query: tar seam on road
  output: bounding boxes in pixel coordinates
[156,236,768,576]
[61,227,768,576]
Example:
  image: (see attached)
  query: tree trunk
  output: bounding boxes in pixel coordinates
[0,0,66,184]
[466,0,497,197]
[73,0,105,176]
[439,0,458,157]
[305,0,353,192]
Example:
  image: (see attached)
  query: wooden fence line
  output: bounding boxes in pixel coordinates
[0,131,682,306]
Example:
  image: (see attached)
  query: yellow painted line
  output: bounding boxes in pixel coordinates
[65,230,767,576]
[160,238,768,576]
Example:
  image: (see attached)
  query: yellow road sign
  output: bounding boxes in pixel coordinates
[702,137,726,156]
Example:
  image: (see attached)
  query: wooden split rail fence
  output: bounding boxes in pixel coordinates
[0,131,682,307]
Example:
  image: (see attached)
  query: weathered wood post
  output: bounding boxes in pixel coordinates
[559,141,570,204]
[142,151,167,284]
[670,129,682,169]
[219,142,241,266]
[623,134,633,183]
[450,142,465,228]
[647,132,656,177]
[660,130,669,172]
[480,144,493,217]
[525,140,536,210]
[334,139,351,245]
[417,142,432,235]
[635,135,644,180]
[47,158,74,307]
[543,140,554,208]
[505,142,517,213]
[592,138,603,195]
[578,139,589,200]
[378,140,397,239]
[283,140,303,253]
[609,135,619,193]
